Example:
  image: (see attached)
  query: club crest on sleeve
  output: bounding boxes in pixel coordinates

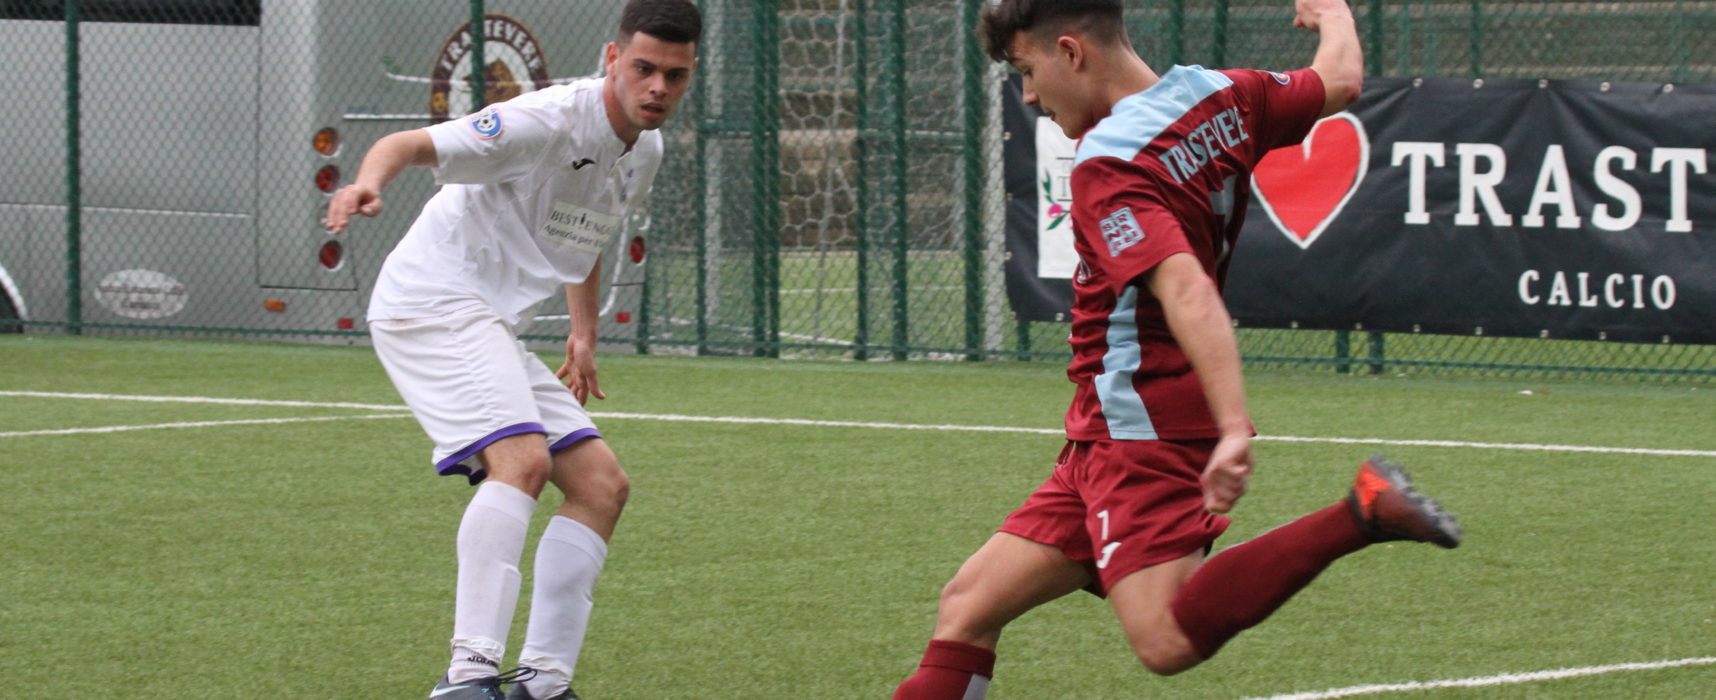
[1264,70,1291,85]
[469,108,503,140]
[1100,207,1145,257]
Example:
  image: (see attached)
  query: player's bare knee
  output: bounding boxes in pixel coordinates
[598,462,630,509]
[489,453,552,496]
[930,577,994,642]
[516,471,551,498]
[937,573,975,613]
[1131,636,1201,676]
[571,458,628,510]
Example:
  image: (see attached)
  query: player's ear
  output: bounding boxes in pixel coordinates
[1056,35,1084,70]
[603,41,618,73]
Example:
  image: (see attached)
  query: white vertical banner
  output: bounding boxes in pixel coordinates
[1034,117,1079,279]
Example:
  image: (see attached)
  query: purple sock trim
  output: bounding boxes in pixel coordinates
[549,427,602,454]
[436,422,548,485]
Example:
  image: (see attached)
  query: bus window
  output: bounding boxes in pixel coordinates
[0,0,261,26]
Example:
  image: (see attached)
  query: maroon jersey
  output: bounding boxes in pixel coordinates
[1063,66,1325,441]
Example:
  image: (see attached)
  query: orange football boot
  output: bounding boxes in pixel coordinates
[1347,454,1463,549]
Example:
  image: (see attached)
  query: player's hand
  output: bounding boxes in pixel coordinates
[325,184,384,234]
[1293,0,1352,31]
[555,337,605,405]
[1202,434,1254,514]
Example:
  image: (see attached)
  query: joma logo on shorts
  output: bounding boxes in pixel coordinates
[1096,542,1121,569]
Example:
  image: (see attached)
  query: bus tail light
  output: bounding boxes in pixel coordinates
[319,241,344,270]
[313,128,340,156]
[316,165,341,193]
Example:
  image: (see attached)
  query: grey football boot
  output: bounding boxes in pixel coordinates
[504,677,580,700]
[429,668,536,700]
[1347,453,1463,548]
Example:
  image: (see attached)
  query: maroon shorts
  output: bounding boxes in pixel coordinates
[999,439,1230,597]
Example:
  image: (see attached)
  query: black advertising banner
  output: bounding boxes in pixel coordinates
[1002,74,1075,321]
[1004,76,1716,344]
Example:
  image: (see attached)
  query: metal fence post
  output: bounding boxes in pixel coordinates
[750,0,781,357]
[1366,0,1384,77]
[637,240,652,355]
[1672,0,1690,84]
[853,0,872,361]
[1168,0,1184,66]
[692,67,711,356]
[1368,331,1386,375]
[1468,0,1484,77]
[470,1,486,110]
[1424,0,1442,74]
[886,0,910,361]
[1335,329,1352,373]
[1396,0,1413,76]
[960,0,985,361]
[65,0,82,335]
[1213,0,1229,67]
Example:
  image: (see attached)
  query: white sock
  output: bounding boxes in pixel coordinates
[447,481,537,684]
[518,516,609,699]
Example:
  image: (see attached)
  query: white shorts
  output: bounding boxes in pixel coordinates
[371,306,599,484]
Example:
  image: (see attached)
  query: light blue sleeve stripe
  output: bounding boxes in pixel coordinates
[1094,287,1159,440]
[1074,66,1235,167]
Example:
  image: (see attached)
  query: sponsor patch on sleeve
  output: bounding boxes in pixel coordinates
[1099,207,1145,257]
[1263,70,1291,85]
[469,108,503,140]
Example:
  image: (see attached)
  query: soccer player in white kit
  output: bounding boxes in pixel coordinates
[324,2,700,698]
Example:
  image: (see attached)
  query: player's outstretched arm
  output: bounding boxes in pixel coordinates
[324,129,437,234]
[1145,253,1254,514]
[557,264,606,405]
[1295,0,1363,117]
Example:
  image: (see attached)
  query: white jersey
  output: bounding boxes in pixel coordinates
[368,77,662,325]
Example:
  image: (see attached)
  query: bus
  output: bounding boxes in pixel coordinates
[0,0,649,346]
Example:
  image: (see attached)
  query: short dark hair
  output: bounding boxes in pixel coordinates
[979,0,1128,63]
[619,0,703,45]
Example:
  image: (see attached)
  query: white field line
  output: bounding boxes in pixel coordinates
[1255,434,1716,458]
[777,285,965,295]
[595,412,1057,433]
[778,330,857,346]
[659,316,856,347]
[591,414,1716,457]
[1248,656,1716,700]
[0,390,404,411]
[2,391,1715,458]
[0,413,411,438]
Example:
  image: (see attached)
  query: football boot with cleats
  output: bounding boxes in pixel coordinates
[1347,454,1462,549]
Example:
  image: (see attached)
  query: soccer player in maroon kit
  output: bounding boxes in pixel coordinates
[892,1,1462,697]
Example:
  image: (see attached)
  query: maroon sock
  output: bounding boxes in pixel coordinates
[1170,502,1370,659]
[892,640,996,700]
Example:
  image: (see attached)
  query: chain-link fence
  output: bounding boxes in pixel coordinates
[4,0,1714,380]
[642,0,997,361]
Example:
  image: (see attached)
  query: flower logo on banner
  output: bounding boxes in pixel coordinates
[1042,173,1068,230]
